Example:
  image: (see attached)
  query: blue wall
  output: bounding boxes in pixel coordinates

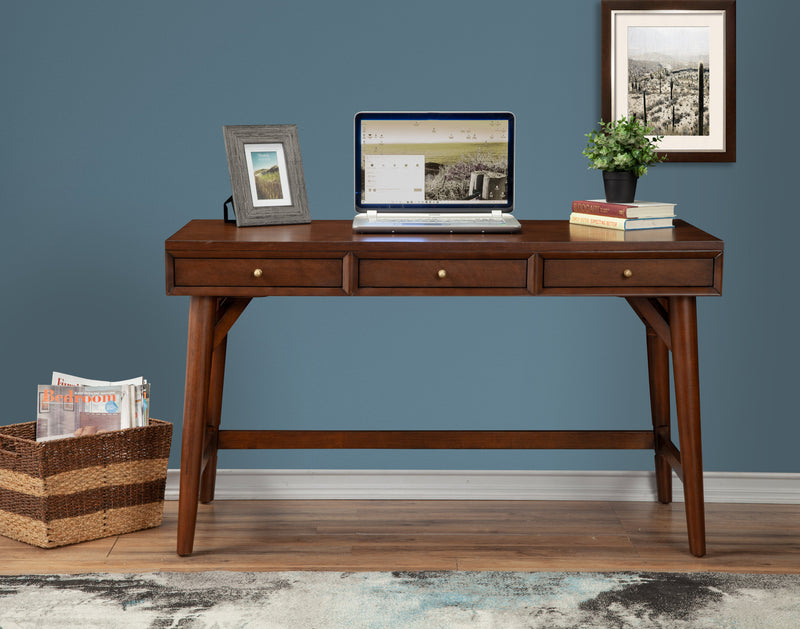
[2,0,797,473]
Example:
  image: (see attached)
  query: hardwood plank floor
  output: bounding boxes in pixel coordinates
[2,500,799,574]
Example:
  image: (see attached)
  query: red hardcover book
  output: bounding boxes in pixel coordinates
[571,199,676,219]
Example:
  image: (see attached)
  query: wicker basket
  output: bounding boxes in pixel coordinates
[0,419,172,548]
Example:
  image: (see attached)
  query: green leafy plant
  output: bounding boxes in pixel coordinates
[583,116,665,178]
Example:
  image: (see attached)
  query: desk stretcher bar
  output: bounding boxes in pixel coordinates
[216,429,655,450]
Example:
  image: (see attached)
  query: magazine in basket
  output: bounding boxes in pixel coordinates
[36,372,150,441]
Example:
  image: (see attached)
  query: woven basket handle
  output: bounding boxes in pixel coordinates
[0,437,20,457]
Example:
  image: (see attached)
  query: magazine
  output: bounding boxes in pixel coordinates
[52,371,145,388]
[51,371,149,427]
[35,372,150,441]
[36,384,132,441]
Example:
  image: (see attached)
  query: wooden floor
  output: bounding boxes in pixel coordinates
[3,500,800,574]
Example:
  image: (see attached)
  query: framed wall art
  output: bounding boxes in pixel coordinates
[602,0,736,162]
[223,124,311,226]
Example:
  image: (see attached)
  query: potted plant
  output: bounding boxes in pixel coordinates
[582,116,665,203]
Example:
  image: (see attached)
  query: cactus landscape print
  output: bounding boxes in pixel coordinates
[603,1,735,162]
[627,27,710,136]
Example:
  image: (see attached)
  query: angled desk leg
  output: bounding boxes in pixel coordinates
[199,335,226,504]
[177,296,217,557]
[627,297,673,503]
[646,323,673,504]
[670,295,706,558]
[199,297,251,505]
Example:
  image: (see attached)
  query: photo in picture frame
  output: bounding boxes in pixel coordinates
[223,124,311,226]
[602,0,736,162]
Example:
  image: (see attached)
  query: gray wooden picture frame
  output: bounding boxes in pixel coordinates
[223,124,311,227]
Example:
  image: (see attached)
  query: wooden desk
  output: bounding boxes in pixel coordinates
[165,219,724,557]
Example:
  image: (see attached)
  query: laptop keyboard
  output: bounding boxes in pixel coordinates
[369,215,504,225]
[353,212,521,233]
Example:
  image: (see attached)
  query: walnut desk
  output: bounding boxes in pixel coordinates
[165,219,724,557]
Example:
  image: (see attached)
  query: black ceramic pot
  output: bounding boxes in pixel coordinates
[602,171,638,203]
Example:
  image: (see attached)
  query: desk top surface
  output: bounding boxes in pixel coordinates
[166,219,723,254]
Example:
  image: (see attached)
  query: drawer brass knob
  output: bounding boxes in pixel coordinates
[623,269,633,278]
[253,268,263,278]
[437,269,447,279]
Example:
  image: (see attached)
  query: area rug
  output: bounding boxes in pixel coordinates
[1,571,799,628]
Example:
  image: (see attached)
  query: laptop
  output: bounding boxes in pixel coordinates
[352,111,521,233]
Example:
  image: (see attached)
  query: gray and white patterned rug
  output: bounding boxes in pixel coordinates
[1,571,799,628]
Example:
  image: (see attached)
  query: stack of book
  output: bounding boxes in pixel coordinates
[569,200,676,230]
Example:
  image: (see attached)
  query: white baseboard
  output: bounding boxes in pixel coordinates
[164,469,800,504]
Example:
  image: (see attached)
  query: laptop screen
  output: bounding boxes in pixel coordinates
[355,111,514,212]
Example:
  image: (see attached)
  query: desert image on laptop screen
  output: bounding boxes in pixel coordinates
[360,118,509,205]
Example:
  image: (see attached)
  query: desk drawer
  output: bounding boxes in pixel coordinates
[359,259,527,288]
[543,258,714,288]
[174,258,343,287]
